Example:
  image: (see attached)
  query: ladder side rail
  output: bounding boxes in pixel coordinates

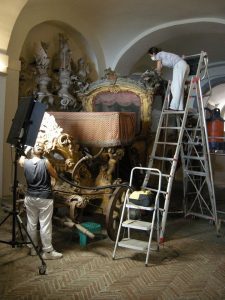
[195,52,205,79]
[199,52,209,81]
[197,79,215,192]
[145,168,162,265]
[182,77,202,213]
[112,185,131,259]
[158,77,199,241]
[188,51,208,80]
[113,167,163,264]
[202,67,212,101]
[185,175,215,218]
[181,143,188,214]
[159,91,193,241]
[184,172,209,215]
[183,77,218,225]
[160,75,204,241]
[143,81,171,187]
[180,77,199,215]
[198,79,215,187]
[159,118,187,241]
[197,79,218,226]
[183,51,207,60]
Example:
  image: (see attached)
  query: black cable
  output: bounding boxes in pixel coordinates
[58,173,134,192]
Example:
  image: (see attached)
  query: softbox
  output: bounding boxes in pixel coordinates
[7,97,46,147]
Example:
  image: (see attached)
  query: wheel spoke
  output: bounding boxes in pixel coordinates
[105,185,128,241]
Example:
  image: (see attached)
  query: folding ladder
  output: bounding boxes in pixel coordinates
[112,167,162,266]
[141,51,217,243]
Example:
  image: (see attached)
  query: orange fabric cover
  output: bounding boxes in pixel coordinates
[50,111,136,146]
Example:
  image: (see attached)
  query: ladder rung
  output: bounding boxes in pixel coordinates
[151,156,174,161]
[185,212,215,221]
[184,128,201,131]
[156,142,179,146]
[122,220,152,230]
[182,142,203,146]
[146,187,167,195]
[184,170,206,176]
[118,238,149,251]
[163,110,184,114]
[183,156,205,160]
[160,126,182,130]
[146,173,171,179]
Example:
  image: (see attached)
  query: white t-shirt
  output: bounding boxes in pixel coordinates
[155,51,182,68]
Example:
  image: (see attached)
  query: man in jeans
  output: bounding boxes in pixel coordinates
[18,142,63,260]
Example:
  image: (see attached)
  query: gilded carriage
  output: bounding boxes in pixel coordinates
[38,72,163,240]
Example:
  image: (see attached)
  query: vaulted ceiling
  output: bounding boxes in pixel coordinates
[2,0,225,75]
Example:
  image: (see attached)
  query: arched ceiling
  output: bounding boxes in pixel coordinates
[117,20,225,74]
[2,0,225,75]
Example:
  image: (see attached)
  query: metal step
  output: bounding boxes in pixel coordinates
[118,238,148,251]
[122,219,152,230]
[126,203,155,211]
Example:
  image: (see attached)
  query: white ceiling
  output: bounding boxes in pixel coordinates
[7,0,225,75]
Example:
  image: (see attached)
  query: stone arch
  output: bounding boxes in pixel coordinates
[113,18,225,75]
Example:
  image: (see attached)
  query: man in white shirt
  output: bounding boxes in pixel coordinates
[148,47,190,111]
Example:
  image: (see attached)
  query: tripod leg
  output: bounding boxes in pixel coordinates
[0,212,11,226]
[16,216,27,244]
[16,214,47,275]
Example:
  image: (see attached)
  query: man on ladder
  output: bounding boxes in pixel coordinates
[148,47,190,111]
[146,48,217,242]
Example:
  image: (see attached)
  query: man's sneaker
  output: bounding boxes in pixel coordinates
[42,250,63,260]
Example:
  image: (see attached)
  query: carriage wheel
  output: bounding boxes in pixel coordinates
[105,185,128,241]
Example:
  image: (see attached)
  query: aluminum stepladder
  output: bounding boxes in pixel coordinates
[181,77,217,227]
[141,51,217,243]
[112,167,162,266]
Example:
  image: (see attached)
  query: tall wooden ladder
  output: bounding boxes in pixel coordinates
[141,51,217,243]
[112,167,162,266]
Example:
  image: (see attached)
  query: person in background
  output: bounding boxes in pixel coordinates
[148,47,190,111]
[18,142,63,260]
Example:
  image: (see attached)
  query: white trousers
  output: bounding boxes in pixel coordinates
[170,60,190,110]
[24,196,54,252]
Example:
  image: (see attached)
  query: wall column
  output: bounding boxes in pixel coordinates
[0,73,7,198]
[2,58,21,197]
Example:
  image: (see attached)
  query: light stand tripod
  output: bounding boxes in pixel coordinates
[0,144,47,275]
[1,98,47,275]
